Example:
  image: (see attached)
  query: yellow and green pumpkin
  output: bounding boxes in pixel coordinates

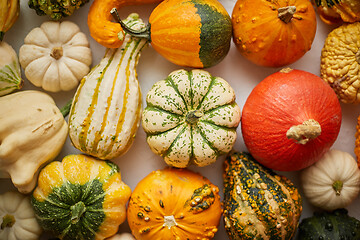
[115,0,232,68]
[223,152,302,240]
[31,154,131,240]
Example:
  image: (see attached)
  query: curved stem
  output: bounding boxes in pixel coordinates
[278,6,296,23]
[286,119,321,144]
[110,8,151,39]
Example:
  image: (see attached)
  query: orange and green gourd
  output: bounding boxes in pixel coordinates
[31,154,131,240]
[223,152,302,240]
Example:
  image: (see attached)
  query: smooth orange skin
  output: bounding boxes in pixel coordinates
[87,0,162,48]
[127,168,222,240]
[232,0,317,67]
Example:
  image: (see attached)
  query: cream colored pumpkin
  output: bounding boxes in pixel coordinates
[0,191,42,240]
[19,20,92,92]
[0,90,68,193]
[301,149,360,211]
[142,69,241,168]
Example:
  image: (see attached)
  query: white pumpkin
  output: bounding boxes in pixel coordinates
[19,20,92,92]
[301,149,360,211]
[107,233,136,240]
[0,191,42,240]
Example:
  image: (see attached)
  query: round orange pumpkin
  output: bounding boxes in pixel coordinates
[232,0,317,67]
[127,168,222,240]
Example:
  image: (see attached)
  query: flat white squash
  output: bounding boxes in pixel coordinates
[69,13,147,160]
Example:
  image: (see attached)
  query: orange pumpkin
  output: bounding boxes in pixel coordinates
[232,0,317,67]
[127,168,222,240]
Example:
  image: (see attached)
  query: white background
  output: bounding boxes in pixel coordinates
[1,0,360,239]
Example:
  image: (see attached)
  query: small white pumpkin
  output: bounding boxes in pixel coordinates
[301,149,360,211]
[19,20,92,92]
[107,233,136,240]
[0,191,42,240]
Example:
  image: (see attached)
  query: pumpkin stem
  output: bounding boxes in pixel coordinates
[278,6,297,23]
[1,214,15,230]
[51,47,63,60]
[60,98,73,118]
[163,215,177,229]
[186,110,203,125]
[110,8,151,40]
[286,119,321,144]
[70,201,86,224]
[332,180,343,196]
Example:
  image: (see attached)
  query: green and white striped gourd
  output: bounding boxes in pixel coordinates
[142,69,241,168]
[223,152,303,240]
[0,41,22,96]
[68,13,147,160]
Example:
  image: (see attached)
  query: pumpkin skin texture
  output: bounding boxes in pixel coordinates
[314,0,360,24]
[142,69,241,168]
[241,68,342,171]
[69,14,147,160]
[31,154,131,240]
[148,0,232,68]
[127,168,222,240]
[301,149,360,211]
[223,152,302,240]
[320,22,360,104]
[232,0,316,67]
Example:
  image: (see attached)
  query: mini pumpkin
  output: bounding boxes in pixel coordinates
[320,22,360,104]
[0,0,19,41]
[142,69,241,168]
[301,149,360,211]
[232,0,317,67]
[0,191,42,240]
[31,154,131,240]
[313,0,360,24]
[19,20,92,92]
[127,167,222,240]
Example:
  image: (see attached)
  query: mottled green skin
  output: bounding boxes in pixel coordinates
[223,152,302,240]
[31,179,105,240]
[298,209,360,240]
[193,0,232,68]
[314,0,340,7]
[28,0,89,20]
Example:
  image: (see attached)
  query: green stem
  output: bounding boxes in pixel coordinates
[332,180,343,196]
[1,214,15,229]
[70,201,86,224]
[186,110,203,125]
[60,99,72,118]
[110,8,151,40]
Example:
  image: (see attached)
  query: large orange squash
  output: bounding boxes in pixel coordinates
[232,0,317,67]
[127,168,222,240]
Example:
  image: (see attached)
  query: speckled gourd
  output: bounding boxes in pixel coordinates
[223,152,302,240]
[142,69,241,168]
[68,13,147,160]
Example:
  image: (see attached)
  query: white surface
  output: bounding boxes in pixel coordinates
[1,0,360,239]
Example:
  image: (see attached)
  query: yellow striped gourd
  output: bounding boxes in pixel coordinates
[68,13,147,160]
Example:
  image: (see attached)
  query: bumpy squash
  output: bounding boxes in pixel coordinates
[232,0,317,67]
[142,69,241,168]
[114,0,232,68]
[127,168,222,240]
[314,0,360,24]
[87,0,162,49]
[69,14,147,160]
[320,22,360,104]
[0,41,22,96]
[31,154,131,240]
[0,0,19,41]
[223,152,302,240]
[0,90,68,193]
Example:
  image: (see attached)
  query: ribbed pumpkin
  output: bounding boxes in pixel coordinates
[314,0,360,24]
[0,0,19,41]
[69,14,147,160]
[31,154,131,240]
[142,69,241,168]
[127,168,222,240]
[223,152,302,240]
[114,0,232,68]
[241,68,342,171]
[232,0,317,67]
